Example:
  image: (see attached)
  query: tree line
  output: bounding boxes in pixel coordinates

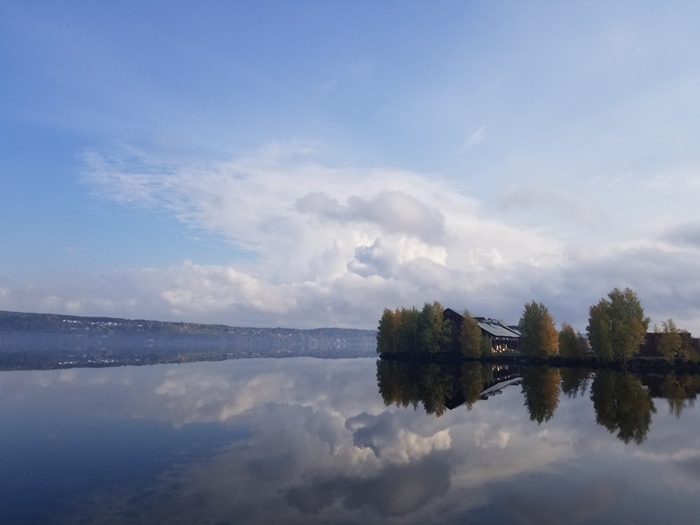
[377,287,698,362]
[376,301,453,355]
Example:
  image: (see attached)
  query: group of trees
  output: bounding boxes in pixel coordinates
[585,288,696,362]
[516,301,588,358]
[376,302,493,357]
[378,287,695,362]
[506,287,694,362]
[376,302,451,355]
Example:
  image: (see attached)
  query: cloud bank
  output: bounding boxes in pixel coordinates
[2,143,699,332]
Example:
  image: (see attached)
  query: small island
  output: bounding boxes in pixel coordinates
[376,287,700,372]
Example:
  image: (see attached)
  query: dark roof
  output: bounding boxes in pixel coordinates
[475,318,520,339]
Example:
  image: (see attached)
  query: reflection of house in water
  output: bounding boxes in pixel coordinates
[479,376,522,400]
[443,308,521,354]
[445,365,521,410]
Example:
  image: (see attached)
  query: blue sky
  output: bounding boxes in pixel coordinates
[2,1,700,331]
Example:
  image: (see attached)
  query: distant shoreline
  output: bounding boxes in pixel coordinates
[0,310,378,370]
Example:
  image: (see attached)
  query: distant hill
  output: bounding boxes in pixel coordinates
[0,310,378,370]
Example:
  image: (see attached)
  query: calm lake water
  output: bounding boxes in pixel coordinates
[1,357,699,524]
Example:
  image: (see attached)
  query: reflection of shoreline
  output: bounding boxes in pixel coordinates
[0,341,376,371]
[377,359,700,444]
[378,351,700,374]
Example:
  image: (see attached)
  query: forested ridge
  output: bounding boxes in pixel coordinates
[0,310,377,369]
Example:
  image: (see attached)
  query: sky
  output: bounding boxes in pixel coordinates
[2,1,700,331]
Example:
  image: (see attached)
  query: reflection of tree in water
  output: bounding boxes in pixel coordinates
[660,375,700,418]
[461,362,493,410]
[376,359,421,411]
[376,360,454,416]
[521,367,561,424]
[590,370,656,445]
[421,364,454,416]
[376,360,510,416]
[560,368,591,399]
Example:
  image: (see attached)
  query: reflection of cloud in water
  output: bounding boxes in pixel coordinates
[474,422,511,449]
[287,457,451,517]
[508,476,622,525]
[348,411,451,463]
[3,359,700,524]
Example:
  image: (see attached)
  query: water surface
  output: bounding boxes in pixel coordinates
[1,358,699,524]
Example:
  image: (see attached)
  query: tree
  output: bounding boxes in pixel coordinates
[558,322,588,358]
[518,301,558,357]
[376,308,397,354]
[480,334,492,356]
[608,288,650,362]
[587,287,649,363]
[588,300,612,361]
[657,319,682,363]
[376,306,422,354]
[459,311,482,358]
[396,307,421,354]
[419,301,451,354]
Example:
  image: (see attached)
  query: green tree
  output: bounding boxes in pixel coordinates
[459,311,482,358]
[419,301,451,354]
[518,301,558,357]
[396,307,421,354]
[376,308,397,354]
[588,287,649,363]
[608,288,649,362]
[657,319,682,363]
[558,322,589,358]
[480,334,492,356]
[588,300,613,361]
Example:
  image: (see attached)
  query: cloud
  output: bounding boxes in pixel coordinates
[661,223,700,249]
[75,145,571,327]
[0,142,678,332]
[296,190,446,242]
[460,125,486,152]
[499,184,606,227]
